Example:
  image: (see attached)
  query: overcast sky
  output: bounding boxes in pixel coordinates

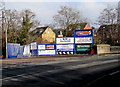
[4,0,120,28]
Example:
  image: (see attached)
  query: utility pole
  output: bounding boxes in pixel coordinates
[1,1,7,58]
[0,1,2,58]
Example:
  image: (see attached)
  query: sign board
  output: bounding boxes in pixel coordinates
[74,29,92,37]
[75,37,93,44]
[74,29,94,54]
[46,44,55,50]
[38,50,56,55]
[38,44,56,55]
[76,45,91,51]
[56,37,74,44]
[30,42,37,50]
[56,44,74,51]
[38,44,55,50]
[38,45,45,50]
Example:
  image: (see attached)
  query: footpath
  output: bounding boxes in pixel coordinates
[1,55,93,68]
[1,54,120,68]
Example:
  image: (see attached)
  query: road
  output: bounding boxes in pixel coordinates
[2,54,120,87]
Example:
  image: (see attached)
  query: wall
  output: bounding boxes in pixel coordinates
[42,28,56,44]
[97,44,110,54]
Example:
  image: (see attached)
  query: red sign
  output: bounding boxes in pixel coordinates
[76,31,91,35]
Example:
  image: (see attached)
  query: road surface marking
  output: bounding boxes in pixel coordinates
[109,71,120,75]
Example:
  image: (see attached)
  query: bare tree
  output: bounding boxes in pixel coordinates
[97,5,120,45]
[53,6,86,36]
[97,5,117,25]
[5,10,22,43]
[4,9,40,44]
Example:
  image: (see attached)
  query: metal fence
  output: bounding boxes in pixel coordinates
[110,46,120,53]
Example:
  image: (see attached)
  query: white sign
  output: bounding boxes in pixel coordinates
[56,37,74,44]
[38,45,45,50]
[31,42,37,50]
[75,37,93,44]
[38,50,56,55]
[56,44,74,51]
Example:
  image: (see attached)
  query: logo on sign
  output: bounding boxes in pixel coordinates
[76,31,91,35]
[46,45,54,49]
[60,38,71,42]
[75,37,92,43]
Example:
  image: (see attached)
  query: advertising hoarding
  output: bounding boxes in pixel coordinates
[38,45,45,50]
[76,45,91,51]
[46,44,55,50]
[56,37,74,44]
[56,44,74,51]
[74,29,92,37]
[38,50,56,55]
[30,42,37,50]
[74,29,94,54]
[75,37,93,44]
[38,44,55,50]
[38,44,56,55]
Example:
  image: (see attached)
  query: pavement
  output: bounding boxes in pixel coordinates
[1,55,94,68]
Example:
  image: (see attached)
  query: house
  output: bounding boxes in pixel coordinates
[66,23,92,36]
[53,29,66,37]
[31,26,56,44]
[84,23,92,29]
[97,24,120,45]
[53,23,92,37]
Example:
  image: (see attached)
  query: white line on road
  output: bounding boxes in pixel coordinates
[109,71,120,75]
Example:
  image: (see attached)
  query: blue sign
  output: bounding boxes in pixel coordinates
[45,44,55,50]
[74,29,93,37]
[38,44,56,55]
[74,29,94,54]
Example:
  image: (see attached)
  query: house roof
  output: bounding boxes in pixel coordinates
[53,29,65,36]
[31,26,48,36]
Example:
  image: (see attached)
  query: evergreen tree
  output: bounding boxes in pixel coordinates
[19,14,33,45]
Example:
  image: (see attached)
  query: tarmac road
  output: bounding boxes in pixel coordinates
[1,54,120,87]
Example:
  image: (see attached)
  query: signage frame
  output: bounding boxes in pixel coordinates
[56,37,74,44]
[74,29,93,37]
[37,44,56,55]
[74,29,94,54]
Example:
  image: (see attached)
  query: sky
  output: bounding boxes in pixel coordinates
[3,0,120,28]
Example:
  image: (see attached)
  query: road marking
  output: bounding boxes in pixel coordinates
[66,60,119,69]
[109,71,120,75]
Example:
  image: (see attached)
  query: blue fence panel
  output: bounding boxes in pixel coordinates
[17,46,24,58]
[8,43,20,58]
[32,50,38,57]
